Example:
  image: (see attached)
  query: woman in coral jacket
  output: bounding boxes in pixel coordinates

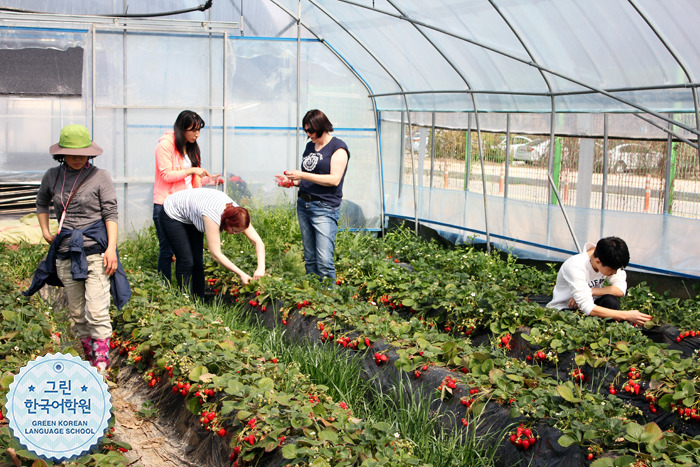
[153,110,219,283]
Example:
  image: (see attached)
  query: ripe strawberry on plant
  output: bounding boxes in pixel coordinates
[509,424,536,450]
[438,376,458,396]
[374,352,389,365]
[499,334,512,350]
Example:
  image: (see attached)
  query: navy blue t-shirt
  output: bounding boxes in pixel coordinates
[298,136,350,207]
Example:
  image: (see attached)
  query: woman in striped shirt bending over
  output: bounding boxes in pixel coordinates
[159,188,265,298]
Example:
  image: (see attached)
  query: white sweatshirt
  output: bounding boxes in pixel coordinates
[546,242,627,315]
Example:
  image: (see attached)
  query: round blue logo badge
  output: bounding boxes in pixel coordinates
[5,353,112,461]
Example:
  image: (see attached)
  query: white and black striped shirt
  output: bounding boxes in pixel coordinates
[163,188,237,232]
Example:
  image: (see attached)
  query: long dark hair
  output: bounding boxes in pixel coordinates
[173,110,205,167]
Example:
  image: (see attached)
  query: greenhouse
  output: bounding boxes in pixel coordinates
[0,0,698,276]
[1,1,700,467]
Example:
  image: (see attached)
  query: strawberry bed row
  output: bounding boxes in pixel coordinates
[0,243,131,466]
[208,225,700,466]
[111,271,422,467]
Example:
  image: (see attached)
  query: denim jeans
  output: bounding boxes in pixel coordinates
[153,203,173,283]
[158,209,205,298]
[297,198,340,280]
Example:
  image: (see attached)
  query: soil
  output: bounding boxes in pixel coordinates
[109,373,198,467]
[36,285,203,467]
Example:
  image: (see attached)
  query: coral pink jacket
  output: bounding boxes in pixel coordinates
[153,131,201,204]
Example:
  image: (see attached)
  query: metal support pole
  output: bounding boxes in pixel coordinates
[504,113,510,198]
[429,112,436,189]
[296,0,301,170]
[403,106,419,236]
[222,33,228,192]
[372,106,385,236]
[548,174,581,253]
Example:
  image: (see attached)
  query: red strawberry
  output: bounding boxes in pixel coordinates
[208,411,216,421]
[522,439,530,450]
[218,428,226,437]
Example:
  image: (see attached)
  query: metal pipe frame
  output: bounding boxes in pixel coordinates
[388,0,491,249]
[369,82,700,99]
[0,11,238,33]
[270,0,391,232]
[548,173,581,253]
[626,0,700,166]
[334,0,700,140]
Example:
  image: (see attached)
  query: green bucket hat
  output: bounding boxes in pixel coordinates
[49,124,103,156]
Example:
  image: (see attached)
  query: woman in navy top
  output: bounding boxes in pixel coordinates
[276,109,350,280]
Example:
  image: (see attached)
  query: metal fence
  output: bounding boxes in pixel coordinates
[404,128,700,220]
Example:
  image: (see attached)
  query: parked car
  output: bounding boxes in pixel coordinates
[606,143,664,173]
[497,135,534,158]
[513,138,550,163]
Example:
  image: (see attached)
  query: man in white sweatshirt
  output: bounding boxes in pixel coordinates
[546,237,652,325]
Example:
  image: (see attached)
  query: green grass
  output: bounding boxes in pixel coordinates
[219,308,499,466]
[116,204,501,466]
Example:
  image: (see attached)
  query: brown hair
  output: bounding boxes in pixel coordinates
[220,204,250,233]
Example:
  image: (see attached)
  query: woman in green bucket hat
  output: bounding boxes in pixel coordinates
[24,124,131,377]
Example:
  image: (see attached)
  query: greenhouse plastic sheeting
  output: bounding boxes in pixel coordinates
[384,185,700,278]
[1,0,700,278]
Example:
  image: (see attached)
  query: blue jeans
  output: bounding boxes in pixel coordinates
[297,198,340,280]
[157,209,205,298]
[153,204,173,283]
